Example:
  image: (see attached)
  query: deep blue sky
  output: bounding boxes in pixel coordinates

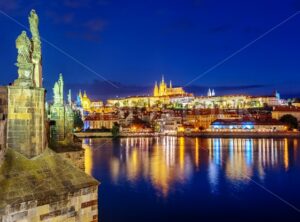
[0,0,300,101]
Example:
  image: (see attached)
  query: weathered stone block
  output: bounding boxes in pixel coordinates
[7,86,47,158]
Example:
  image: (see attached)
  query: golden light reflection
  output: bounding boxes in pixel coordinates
[84,137,295,197]
[284,138,289,170]
[225,139,253,181]
[83,140,93,176]
[179,137,185,170]
[195,138,199,168]
[110,158,120,183]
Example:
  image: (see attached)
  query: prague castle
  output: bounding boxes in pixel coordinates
[154,76,186,97]
[107,75,285,109]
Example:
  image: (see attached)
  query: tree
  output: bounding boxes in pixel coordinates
[111,122,120,138]
[279,114,298,130]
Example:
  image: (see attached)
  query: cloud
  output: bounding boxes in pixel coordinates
[65,31,101,42]
[242,26,263,36]
[191,0,204,7]
[292,0,300,11]
[84,19,107,32]
[62,80,152,101]
[64,18,106,42]
[0,0,39,15]
[46,10,75,24]
[208,25,231,34]
[63,0,111,8]
[0,0,20,12]
[162,18,196,34]
[63,0,90,8]
[185,84,269,96]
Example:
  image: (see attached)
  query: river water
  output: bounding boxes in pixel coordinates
[82,137,300,221]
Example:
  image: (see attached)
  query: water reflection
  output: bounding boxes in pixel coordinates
[82,137,295,197]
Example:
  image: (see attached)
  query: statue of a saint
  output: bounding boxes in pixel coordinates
[67,89,72,106]
[16,31,31,65]
[29,9,42,87]
[29,9,40,40]
[53,82,60,105]
[15,31,33,80]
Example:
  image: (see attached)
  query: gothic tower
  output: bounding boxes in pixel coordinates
[153,82,159,97]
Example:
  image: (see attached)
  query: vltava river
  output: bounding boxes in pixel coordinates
[82,137,300,221]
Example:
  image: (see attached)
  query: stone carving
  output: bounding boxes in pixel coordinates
[29,10,39,40]
[53,82,60,105]
[68,89,72,106]
[16,31,32,64]
[53,74,64,105]
[15,31,33,86]
[51,74,74,142]
[29,9,42,87]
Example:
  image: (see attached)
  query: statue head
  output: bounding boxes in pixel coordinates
[16,31,29,48]
[29,9,38,23]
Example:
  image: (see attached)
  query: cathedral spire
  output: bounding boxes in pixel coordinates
[211,89,215,96]
[154,81,159,97]
[207,88,212,97]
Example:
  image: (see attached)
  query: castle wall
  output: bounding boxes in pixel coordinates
[7,86,47,158]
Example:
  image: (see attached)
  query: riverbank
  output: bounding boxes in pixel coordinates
[180,131,300,138]
[74,131,300,138]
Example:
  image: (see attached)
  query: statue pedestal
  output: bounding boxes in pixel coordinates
[13,78,34,87]
[7,86,46,158]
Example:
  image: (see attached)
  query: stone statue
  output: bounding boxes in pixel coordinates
[15,31,33,86]
[67,89,72,106]
[29,9,40,41]
[53,82,60,105]
[53,74,64,105]
[16,31,32,65]
[29,9,42,87]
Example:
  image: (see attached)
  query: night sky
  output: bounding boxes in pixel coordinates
[0,0,300,101]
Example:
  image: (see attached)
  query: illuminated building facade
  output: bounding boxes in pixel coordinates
[84,113,119,130]
[210,118,287,132]
[76,90,103,113]
[185,109,240,130]
[193,93,285,109]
